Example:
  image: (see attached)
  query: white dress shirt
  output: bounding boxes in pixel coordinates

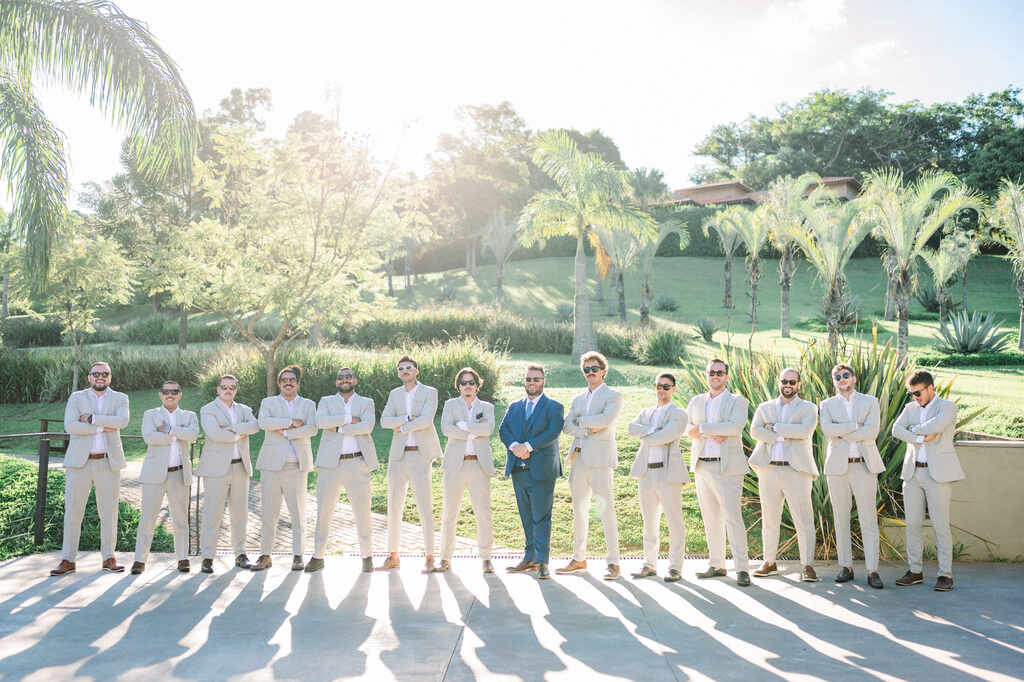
[282,396,299,463]
[914,398,934,464]
[769,398,793,462]
[456,398,480,455]
[699,390,728,459]
[90,391,107,454]
[404,382,420,447]
[585,383,606,413]
[646,402,672,464]
[340,394,360,454]
[162,406,183,467]
[838,392,858,458]
[223,401,241,461]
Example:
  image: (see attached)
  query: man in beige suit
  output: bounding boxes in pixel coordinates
[51,361,129,576]
[306,367,377,574]
[892,369,963,592]
[820,363,884,589]
[628,373,689,582]
[686,358,751,587]
[198,374,260,574]
[131,381,199,574]
[377,355,442,573]
[750,368,820,582]
[437,367,496,574]
[253,365,317,572]
[556,351,624,580]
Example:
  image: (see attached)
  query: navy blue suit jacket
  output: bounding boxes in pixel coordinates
[499,394,564,480]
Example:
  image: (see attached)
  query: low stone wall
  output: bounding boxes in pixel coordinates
[881,440,1024,562]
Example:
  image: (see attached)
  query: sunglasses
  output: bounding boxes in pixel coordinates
[910,389,928,397]
[397,365,415,371]
[458,380,478,386]
[707,370,727,377]
[780,379,799,386]
[279,379,298,385]
[160,389,181,395]
[219,385,238,391]
[654,383,674,391]
[582,365,602,374]
[90,371,110,378]
[524,377,543,383]
[833,372,853,381]
[337,374,355,380]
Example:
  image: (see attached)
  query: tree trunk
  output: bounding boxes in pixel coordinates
[72,332,81,391]
[177,305,187,360]
[607,264,618,316]
[1,267,8,318]
[386,258,395,296]
[779,243,795,338]
[1017,277,1024,351]
[897,296,910,365]
[938,288,948,332]
[748,259,760,331]
[595,272,605,302]
[264,349,278,397]
[404,250,412,290]
[883,254,896,321]
[960,268,968,311]
[826,282,843,356]
[723,254,734,309]
[617,270,626,325]
[470,239,477,276]
[572,229,598,359]
[465,240,472,273]
[495,259,505,308]
[639,273,651,326]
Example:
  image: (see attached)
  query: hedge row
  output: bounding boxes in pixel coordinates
[916,350,1024,367]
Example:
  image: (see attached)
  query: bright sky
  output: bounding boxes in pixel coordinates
[16,0,1024,210]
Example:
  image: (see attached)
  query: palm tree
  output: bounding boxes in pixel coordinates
[702,211,741,309]
[636,216,689,326]
[761,173,823,338]
[0,0,198,290]
[481,207,520,308]
[717,206,770,331]
[783,196,873,353]
[987,178,1024,350]
[519,131,656,358]
[920,232,976,331]
[592,224,647,324]
[863,168,986,362]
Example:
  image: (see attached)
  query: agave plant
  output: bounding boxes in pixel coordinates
[933,310,1013,354]
[693,316,720,342]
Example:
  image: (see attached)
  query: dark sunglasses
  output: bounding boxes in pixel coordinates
[910,389,928,397]
[337,374,355,380]
[397,365,415,371]
[90,371,110,378]
[582,365,602,374]
[524,377,543,383]
[780,379,798,386]
[707,370,727,377]
[219,384,238,391]
[160,389,181,395]
[654,383,674,390]
[458,380,478,386]
[833,372,852,381]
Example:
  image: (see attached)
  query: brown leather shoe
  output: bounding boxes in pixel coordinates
[362,557,374,573]
[537,563,550,579]
[631,565,658,579]
[835,566,854,583]
[736,571,751,587]
[291,555,305,571]
[376,556,400,571]
[102,557,125,573]
[555,559,587,574]
[177,559,190,573]
[235,554,252,569]
[507,559,538,573]
[422,557,436,574]
[802,565,819,582]
[482,560,494,574]
[434,559,451,573]
[867,572,883,589]
[201,558,214,574]
[50,560,76,576]
[664,568,682,583]
[130,561,145,575]
[934,576,954,592]
[752,562,778,577]
[696,566,727,579]
[604,563,621,580]
[251,555,272,571]
[895,570,924,586]
[304,557,324,573]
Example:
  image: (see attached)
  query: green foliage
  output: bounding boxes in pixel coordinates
[0,455,172,559]
[631,328,687,366]
[679,338,980,559]
[693,317,719,342]
[0,315,63,348]
[933,310,1013,354]
[655,294,678,312]
[554,304,574,324]
[915,350,1024,367]
[914,280,943,313]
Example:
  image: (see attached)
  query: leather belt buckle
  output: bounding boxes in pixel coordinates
[231,458,242,463]
[769,461,790,466]
[647,462,664,469]
[699,457,720,462]
[463,455,478,461]
[848,457,864,463]
[915,461,928,467]
[404,446,419,452]
[167,465,183,472]
[339,452,362,460]
[88,453,107,460]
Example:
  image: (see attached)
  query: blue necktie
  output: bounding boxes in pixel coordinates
[525,400,534,422]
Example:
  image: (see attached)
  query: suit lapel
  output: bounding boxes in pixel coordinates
[524,395,544,431]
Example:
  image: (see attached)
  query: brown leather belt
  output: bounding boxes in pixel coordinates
[88,453,107,460]
[848,457,864,463]
[770,461,790,466]
[231,458,243,463]
[404,446,419,452]
[572,447,581,456]
[167,465,183,472]
[463,455,478,461]
[647,462,664,469]
[699,457,720,462]
[339,452,363,460]
[915,461,928,468]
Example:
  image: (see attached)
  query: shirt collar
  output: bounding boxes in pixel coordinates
[588,382,606,395]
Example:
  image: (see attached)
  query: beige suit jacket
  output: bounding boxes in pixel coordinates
[750,397,819,477]
[893,397,964,483]
[139,407,199,484]
[562,383,623,468]
[198,399,260,477]
[256,395,317,472]
[685,391,750,476]
[63,388,130,470]
[380,383,442,461]
[628,402,690,483]
[820,392,884,475]
[440,397,496,475]
[316,393,378,471]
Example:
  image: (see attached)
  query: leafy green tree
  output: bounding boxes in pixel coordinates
[592,224,646,325]
[0,0,198,290]
[519,131,656,358]
[701,212,741,309]
[920,232,977,331]
[863,169,986,362]
[481,207,520,308]
[987,178,1024,350]
[963,127,1024,197]
[636,213,689,326]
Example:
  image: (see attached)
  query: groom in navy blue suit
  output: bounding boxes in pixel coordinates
[499,363,564,579]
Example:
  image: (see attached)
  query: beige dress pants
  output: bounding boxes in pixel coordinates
[440,460,493,561]
[260,461,307,555]
[693,462,749,571]
[386,454,434,555]
[61,457,120,561]
[758,464,816,565]
[569,456,620,563]
[827,462,880,572]
[903,467,955,577]
[637,465,685,571]
[134,469,190,562]
[200,461,250,559]
[313,459,373,558]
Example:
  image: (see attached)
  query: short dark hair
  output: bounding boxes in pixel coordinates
[336,366,355,377]
[219,374,238,383]
[779,367,801,382]
[90,361,111,372]
[454,367,483,390]
[160,380,181,390]
[831,362,855,377]
[525,363,545,376]
[397,355,418,369]
[277,365,301,382]
[907,369,934,388]
[579,351,608,372]
[657,372,676,386]
[707,358,728,373]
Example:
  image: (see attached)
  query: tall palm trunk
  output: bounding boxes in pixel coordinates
[938,288,949,332]
[723,254,734,308]
[617,270,626,324]
[606,264,618,316]
[1017,276,1024,351]
[177,304,187,359]
[779,242,795,337]
[1,267,8,318]
[404,250,412,290]
[495,258,505,308]
[595,272,605,301]
[960,268,968,310]
[825,281,843,355]
[639,273,651,326]
[883,253,896,321]
[748,259,761,331]
[572,228,597,359]
[385,257,395,296]
[894,269,912,363]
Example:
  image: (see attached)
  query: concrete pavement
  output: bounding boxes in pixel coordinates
[1,553,1022,681]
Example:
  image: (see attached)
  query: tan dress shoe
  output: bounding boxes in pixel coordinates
[423,557,436,574]
[802,565,820,582]
[631,565,657,579]
[604,563,621,580]
[434,559,451,573]
[555,559,587,574]
[50,560,76,576]
[251,555,272,571]
[482,560,494,574]
[130,561,145,575]
[537,563,550,579]
[507,559,537,573]
[102,557,125,573]
[376,556,400,571]
[752,562,778,577]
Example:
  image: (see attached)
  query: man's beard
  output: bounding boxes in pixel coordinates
[92,384,108,392]
[339,385,354,395]
[525,386,541,397]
